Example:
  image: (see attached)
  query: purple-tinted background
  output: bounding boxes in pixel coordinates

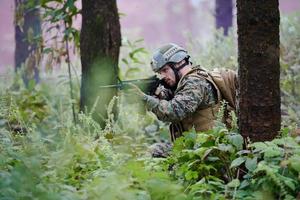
[0,0,300,73]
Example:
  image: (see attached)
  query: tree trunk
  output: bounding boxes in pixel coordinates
[237,0,281,142]
[215,0,233,35]
[15,0,41,85]
[80,0,121,128]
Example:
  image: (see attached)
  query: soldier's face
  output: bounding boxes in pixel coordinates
[158,65,176,87]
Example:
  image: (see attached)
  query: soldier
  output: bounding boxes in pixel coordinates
[130,43,221,156]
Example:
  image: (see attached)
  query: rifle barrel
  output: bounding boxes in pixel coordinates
[99,77,158,88]
[98,84,122,89]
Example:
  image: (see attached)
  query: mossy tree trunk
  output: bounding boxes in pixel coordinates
[80,0,121,128]
[237,0,281,142]
[215,0,233,35]
[15,0,41,85]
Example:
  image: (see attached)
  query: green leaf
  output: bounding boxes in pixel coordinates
[230,157,246,168]
[239,180,250,189]
[118,12,126,17]
[280,127,290,137]
[251,142,268,152]
[201,148,213,160]
[185,170,198,181]
[122,58,129,65]
[194,147,209,158]
[245,157,257,171]
[284,179,296,191]
[289,155,300,172]
[134,38,144,43]
[183,131,197,149]
[131,47,147,55]
[237,150,251,155]
[264,147,282,158]
[207,156,220,162]
[66,0,75,8]
[227,179,240,188]
[217,144,233,152]
[227,134,243,150]
[196,133,210,144]
[0,119,7,126]
[28,79,36,91]
[42,48,53,54]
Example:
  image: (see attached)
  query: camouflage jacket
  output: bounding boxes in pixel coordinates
[143,66,217,123]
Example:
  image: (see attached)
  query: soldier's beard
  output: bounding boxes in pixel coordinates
[164,79,177,92]
[164,78,174,87]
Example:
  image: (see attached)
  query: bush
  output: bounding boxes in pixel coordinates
[161,127,300,199]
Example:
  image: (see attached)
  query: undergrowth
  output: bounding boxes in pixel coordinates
[1,70,299,200]
[0,78,186,200]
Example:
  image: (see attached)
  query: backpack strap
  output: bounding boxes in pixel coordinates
[196,68,222,104]
[177,66,222,105]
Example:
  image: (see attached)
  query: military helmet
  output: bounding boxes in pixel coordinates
[150,43,189,72]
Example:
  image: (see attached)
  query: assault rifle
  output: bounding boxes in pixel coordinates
[99,76,168,95]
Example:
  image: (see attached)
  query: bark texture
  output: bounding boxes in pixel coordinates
[80,0,121,127]
[215,0,233,35]
[237,0,281,141]
[15,0,41,85]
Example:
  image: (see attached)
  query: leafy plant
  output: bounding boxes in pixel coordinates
[280,14,300,127]
[161,124,243,198]
[0,77,51,133]
[232,137,300,199]
[119,38,152,80]
[0,75,186,200]
[160,126,300,199]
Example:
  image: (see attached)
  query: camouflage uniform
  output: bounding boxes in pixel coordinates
[143,66,219,157]
[149,142,173,158]
[144,43,221,157]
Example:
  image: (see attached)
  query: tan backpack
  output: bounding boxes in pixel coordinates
[197,67,238,111]
[196,67,238,129]
[209,68,238,110]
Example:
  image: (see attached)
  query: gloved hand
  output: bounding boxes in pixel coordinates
[127,83,146,99]
[126,83,160,110]
[154,85,173,100]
